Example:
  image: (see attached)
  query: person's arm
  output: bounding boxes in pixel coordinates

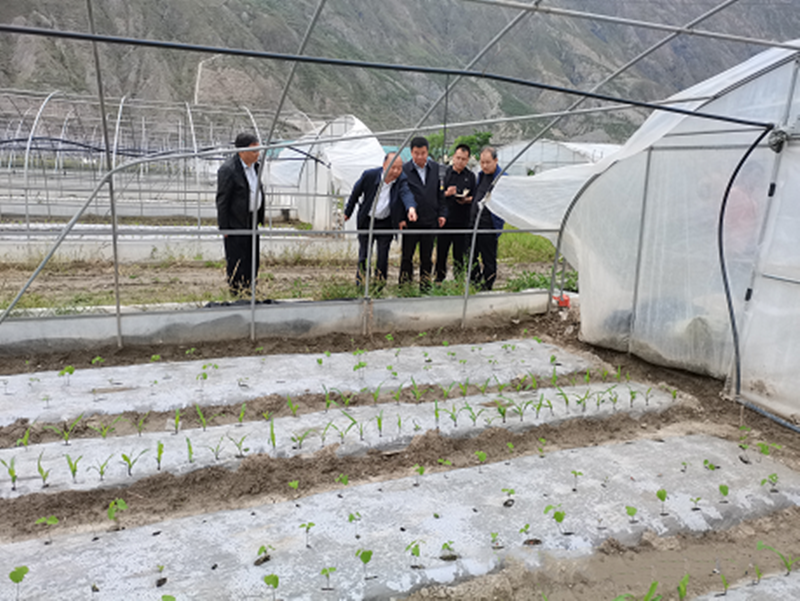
[215,164,232,234]
[344,171,366,220]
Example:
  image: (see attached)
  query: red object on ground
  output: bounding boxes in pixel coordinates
[553,294,570,308]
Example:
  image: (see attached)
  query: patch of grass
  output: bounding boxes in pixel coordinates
[498,227,556,263]
[505,270,578,293]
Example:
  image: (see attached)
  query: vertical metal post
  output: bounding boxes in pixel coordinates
[628,148,654,349]
[24,91,60,233]
[185,102,201,229]
[86,0,123,348]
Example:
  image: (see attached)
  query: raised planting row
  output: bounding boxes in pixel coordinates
[0,382,677,498]
[3,435,799,600]
[0,339,591,426]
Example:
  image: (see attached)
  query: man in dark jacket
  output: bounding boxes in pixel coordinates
[469,146,505,291]
[345,152,417,284]
[436,143,476,283]
[215,132,265,296]
[400,136,446,290]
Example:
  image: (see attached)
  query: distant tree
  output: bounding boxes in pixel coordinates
[450,131,493,160]
[426,130,446,162]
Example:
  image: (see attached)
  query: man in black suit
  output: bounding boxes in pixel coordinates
[215,132,265,296]
[469,146,505,291]
[436,143,476,283]
[345,152,417,284]
[400,136,446,290]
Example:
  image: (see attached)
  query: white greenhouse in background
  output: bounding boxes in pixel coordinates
[497,140,620,176]
[492,40,800,422]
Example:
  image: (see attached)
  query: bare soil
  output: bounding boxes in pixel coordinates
[1,309,799,600]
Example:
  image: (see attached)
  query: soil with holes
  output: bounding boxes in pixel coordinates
[1,309,799,600]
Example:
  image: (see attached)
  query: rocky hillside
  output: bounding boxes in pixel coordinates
[1,0,798,142]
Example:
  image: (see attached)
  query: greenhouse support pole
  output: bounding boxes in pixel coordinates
[628,148,654,347]
[184,102,202,230]
[247,111,262,341]
[461,196,489,328]
[23,91,60,234]
[86,0,123,348]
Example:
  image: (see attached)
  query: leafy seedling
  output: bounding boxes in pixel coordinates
[690,497,702,511]
[263,574,279,601]
[121,449,148,477]
[406,539,425,567]
[58,365,75,386]
[537,437,547,458]
[355,549,375,580]
[15,426,31,450]
[238,402,247,426]
[43,413,84,446]
[656,488,668,516]
[107,498,128,529]
[320,566,337,591]
[88,416,124,439]
[65,454,82,483]
[172,409,181,435]
[440,540,458,561]
[613,580,662,601]
[35,515,58,544]
[544,504,567,534]
[254,544,275,566]
[156,441,164,470]
[185,437,194,463]
[348,511,362,539]
[288,480,300,497]
[36,451,51,488]
[571,470,583,492]
[300,522,315,548]
[490,531,503,549]
[703,459,718,471]
[474,450,487,473]
[719,573,729,596]
[8,566,29,601]
[87,455,113,482]
[757,541,799,575]
[291,429,314,450]
[677,574,689,600]
[626,505,638,524]
[135,412,150,437]
[227,434,249,458]
[195,404,222,431]
[335,473,349,486]
[760,473,779,493]
[206,436,224,461]
[413,463,425,487]
[719,484,730,503]
[502,487,515,507]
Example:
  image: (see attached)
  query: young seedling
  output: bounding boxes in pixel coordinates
[58,364,75,386]
[43,413,84,446]
[185,437,194,464]
[88,416,125,439]
[494,399,508,423]
[756,442,782,456]
[571,470,583,492]
[269,417,276,449]
[462,401,484,426]
[375,410,384,437]
[544,504,566,534]
[35,515,58,544]
[406,539,425,566]
[291,429,314,450]
[336,473,349,487]
[195,404,222,432]
[254,544,275,566]
[227,434,249,458]
[757,541,798,576]
[690,497,702,511]
[677,574,689,600]
[156,441,164,470]
[36,451,51,488]
[320,566,337,591]
[413,463,425,487]
[288,480,300,497]
[761,473,779,493]
[490,531,503,549]
[680,461,689,473]
[107,498,128,529]
[719,572,729,596]
[172,409,181,435]
[703,459,718,472]
[135,412,150,437]
[537,437,547,458]
[121,449,148,477]
[474,450,487,473]
[286,395,299,417]
[355,549,375,580]
[656,488,668,516]
[505,442,515,465]
[409,377,425,403]
[502,487,515,507]
[348,511,362,539]
[8,566,29,601]
[238,402,247,426]
[263,574,279,601]
[15,426,31,450]
[300,521,315,548]
[87,455,113,482]
[440,540,458,561]
[625,505,638,524]
[65,454,82,483]
[719,484,730,503]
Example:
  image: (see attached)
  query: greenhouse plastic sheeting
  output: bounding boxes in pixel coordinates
[489,40,800,420]
[497,139,620,176]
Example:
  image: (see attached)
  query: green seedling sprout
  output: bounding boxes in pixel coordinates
[88,416,124,439]
[322,385,337,412]
[438,458,452,468]
[263,574,279,601]
[358,420,368,441]
[195,404,222,432]
[316,356,324,367]
[370,382,383,405]
[439,381,457,400]
[90,355,105,366]
[628,389,637,408]
[478,377,491,395]
[490,531,502,549]
[348,511,362,539]
[255,544,275,566]
[65,454,82,483]
[571,470,583,492]
[87,455,113,481]
[269,417,276,450]
[413,463,425,486]
[406,539,425,562]
[506,442,515,464]
[58,364,75,386]
[510,399,527,422]
[537,437,547,458]
[544,504,566,534]
[474,450,487,473]
[8,566,29,601]
[519,523,530,535]
[173,409,181,435]
[121,449,148,477]
[291,429,314,450]
[185,347,197,355]
[677,574,689,600]
[690,497,702,510]
[107,498,128,527]
[238,402,247,426]
[409,377,425,403]
[391,384,403,405]
[206,436,225,461]
[36,451,51,488]
[719,484,730,503]
[719,573,729,596]
[320,421,335,447]
[150,354,161,362]
[703,459,718,471]
[186,437,194,463]
[656,488,668,516]
[320,566,337,590]
[375,410,384,437]
[753,563,762,585]
[287,480,300,497]
[356,548,374,580]
[135,411,150,436]
[625,505,638,524]
[757,541,798,575]
[462,401,484,426]
[228,434,249,458]
[43,413,84,446]
[494,399,508,423]
[156,441,164,470]
[761,473,779,492]
[433,398,440,428]
[556,387,570,413]
[502,488,515,506]
[756,441,782,456]
[458,378,470,397]
[613,580,662,601]
[286,395,299,417]
[16,426,31,450]
[336,473,349,486]
[334,388,355,407]
[35,515,58,544]
[494,375,509,394]
[300,521,315,548]
[644,387,653,406]
[550,367,558,387]
[574,389,591,413]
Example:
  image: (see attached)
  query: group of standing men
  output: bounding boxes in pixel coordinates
[215,133,504,296]
[345,136,504,292]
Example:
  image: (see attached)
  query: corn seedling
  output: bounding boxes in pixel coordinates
[269,417,276,449]
[761,473,779,492]
[334,388,355,407]
[291,429,314,450]
[544,504,566,534]
[613,580,662,601]
[550,367,558,387]
[1,458,17,491]
[475,450,487,473]
[626,505,638,524]
[286,395,299,417]
[43,413,83,446]
[462,401,484,426]
[238,402,247,426]
[413,463,425,486]
[758,540,799,575]
[506,442,515,464]
[300,521,315,548]
[135,412,150,436]
[36,451,51,488]
[65,454,82,483]
[493,399,508,423]
[574,389,591,413]
[58,364,75,386]
[391,383,404,405]
[87,455,112,481]
[173,409,181,435]
[195,404,222,431]
[719,484,730,503]
[107,498,128,526]
[458,378,470,397]
[320,566,337,590]
[15,426,31,450]
[348,511,362,539]
[556,387,570,413]
[478,377,491,395]
[8,565,28,601]
[511,399,527,422]
[156,441,164,470]
[753,563,762,585]
[409,377,425,403]
[718,573,729,596]
[375,410,384,437]
[185,437,194,463]
[263,574,279,601]
[537,437,547,458]
[677,574,689,600]
[355,549,374,580]
[227,434,249,458]
[88,416,124,439]
[657,488,668,515]
[571,470,583,492]
[35,515,58,544]
[121,449,148,476]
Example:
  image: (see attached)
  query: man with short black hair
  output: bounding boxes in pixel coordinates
[400,136,446,290]
[436,143,475,283]
[469,146,505,291]
[344,152,417,284]
[215,132,265,296]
